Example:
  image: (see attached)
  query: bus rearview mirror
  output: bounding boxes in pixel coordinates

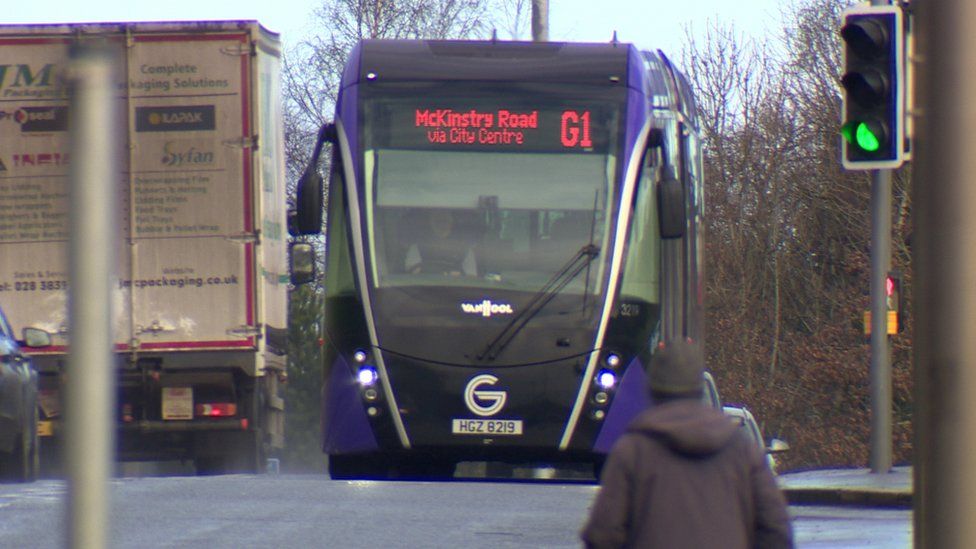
[658,176,686,239]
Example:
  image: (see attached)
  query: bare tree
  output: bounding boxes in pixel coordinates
[285,0,492,151]
[681,0,913,469]
[681,21,798,382]
[491,0,531,39]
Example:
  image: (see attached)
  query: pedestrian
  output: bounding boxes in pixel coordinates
[580,340,794,548]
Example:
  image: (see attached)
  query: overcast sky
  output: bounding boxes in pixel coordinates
[5,0,781,56]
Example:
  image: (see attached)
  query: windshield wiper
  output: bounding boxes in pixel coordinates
[477,244,600,361]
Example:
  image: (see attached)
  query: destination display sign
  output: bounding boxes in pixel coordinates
[367,101,616,153]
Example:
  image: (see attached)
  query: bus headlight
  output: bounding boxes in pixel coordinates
[353,349,369,363]
[357,366,378,387]
[605,353,621,368]
[595,369,616,390]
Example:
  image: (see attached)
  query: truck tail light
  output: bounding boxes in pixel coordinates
[121,403,134,423]
[195,403,238,417]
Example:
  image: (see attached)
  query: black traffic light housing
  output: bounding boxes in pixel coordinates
[840,4,906,170]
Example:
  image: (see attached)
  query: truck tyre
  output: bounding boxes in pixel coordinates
[0,410,37,482]
[195,431,266,475]
[27,407,38,481]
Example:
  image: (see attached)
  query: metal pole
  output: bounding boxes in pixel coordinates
[869,168,892,473]
[531,0,549,42]
[65,43,118,549]
[914,0,976,544]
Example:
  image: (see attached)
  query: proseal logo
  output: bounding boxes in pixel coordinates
[460,299,514,318]
[136,105,215,132]
[0,107,68,132]
[464,374,507,417]
[161,142,214,168]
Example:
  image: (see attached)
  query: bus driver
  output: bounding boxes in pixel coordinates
[405,209,477,276]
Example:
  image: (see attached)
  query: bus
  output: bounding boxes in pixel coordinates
[292,39,705,479]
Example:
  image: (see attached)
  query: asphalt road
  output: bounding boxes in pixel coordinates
[0,474,911,548]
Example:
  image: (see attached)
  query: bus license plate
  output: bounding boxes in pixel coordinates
[451,419,523,436]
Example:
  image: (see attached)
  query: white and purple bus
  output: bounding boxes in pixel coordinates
[293,40,704,479]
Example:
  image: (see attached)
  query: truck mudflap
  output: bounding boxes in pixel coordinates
[118,418,251,433]
[37,417,251,436]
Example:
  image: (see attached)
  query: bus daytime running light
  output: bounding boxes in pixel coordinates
[596,370,617,390]
[358,366,379,387]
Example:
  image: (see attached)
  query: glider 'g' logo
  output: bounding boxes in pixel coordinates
[463,374,507,417]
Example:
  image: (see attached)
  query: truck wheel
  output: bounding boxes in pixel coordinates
[195,431,266,475]
[27,407,38,481]
[0,413,36,482]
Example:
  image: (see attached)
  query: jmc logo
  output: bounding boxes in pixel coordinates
[463,374,507,417]
[0,64,60,99]
[0,64,54,86]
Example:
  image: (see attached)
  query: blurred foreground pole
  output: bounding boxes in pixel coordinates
[65,44,118,549]
[531,0,548,41]
[914,0,976,546]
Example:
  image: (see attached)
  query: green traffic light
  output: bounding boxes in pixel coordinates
[841,121,857,145]
[855,123,881,152]
[840,120,883,153]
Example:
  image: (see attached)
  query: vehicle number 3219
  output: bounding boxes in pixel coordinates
[451,419,523,436]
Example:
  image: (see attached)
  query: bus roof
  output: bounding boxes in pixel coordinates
[350,39,634,86]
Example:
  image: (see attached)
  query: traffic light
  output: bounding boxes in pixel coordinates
[886,270,903,333]
[839,4,905,170]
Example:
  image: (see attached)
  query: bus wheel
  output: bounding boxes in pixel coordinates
[392,456,455,480]
[329,454,389,480]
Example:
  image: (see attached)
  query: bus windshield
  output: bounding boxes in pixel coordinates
[361,84,621,294]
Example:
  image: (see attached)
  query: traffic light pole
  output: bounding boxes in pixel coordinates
[869,169,892,474]
[532,0,548,41]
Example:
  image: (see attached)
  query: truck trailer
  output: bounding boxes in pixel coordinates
[0,21,289,473]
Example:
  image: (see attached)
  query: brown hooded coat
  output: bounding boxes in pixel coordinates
[580,399,794,548]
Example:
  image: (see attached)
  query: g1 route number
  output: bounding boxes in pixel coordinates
[560,110,592,148]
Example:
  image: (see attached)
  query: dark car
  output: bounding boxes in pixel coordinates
[0,307,49,482]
